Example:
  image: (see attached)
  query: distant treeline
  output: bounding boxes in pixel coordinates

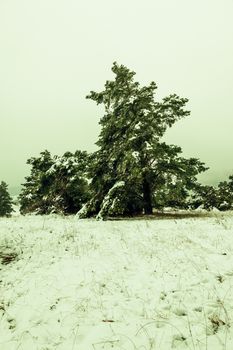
[1,63,233,218]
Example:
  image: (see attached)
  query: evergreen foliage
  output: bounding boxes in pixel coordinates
[78,62,207,219]
[190,185,219,210]
[19,150,90,215]
[193,176,233,211]
[217,176,233,210]
[0,181,14,217]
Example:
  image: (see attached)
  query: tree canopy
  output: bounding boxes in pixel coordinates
[78,62,207,219]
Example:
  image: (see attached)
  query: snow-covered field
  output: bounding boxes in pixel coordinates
[1,211,233,349]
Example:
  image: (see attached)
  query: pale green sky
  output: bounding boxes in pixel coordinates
[0,0,233,192]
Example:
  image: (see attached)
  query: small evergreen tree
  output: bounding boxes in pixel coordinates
[0,181,14,217]
[217,176,233,210]
[191,175,233,211]
[189,184,219,210]
[19,150,54,214]
[19,150,90,214]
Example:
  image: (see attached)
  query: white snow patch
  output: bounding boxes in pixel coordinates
[0,212,233,349]
[135,122,142,130]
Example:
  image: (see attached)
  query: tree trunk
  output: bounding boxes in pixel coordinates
[142,178,153,215]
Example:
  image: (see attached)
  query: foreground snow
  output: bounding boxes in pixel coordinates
[1,212,233,349]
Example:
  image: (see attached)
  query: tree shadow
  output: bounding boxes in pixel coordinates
[108,210,215,221]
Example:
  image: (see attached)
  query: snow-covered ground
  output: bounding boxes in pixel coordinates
[1,211,233,349]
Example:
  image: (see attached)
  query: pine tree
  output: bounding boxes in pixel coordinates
[78,62,207,218]
[19,150,90,214]
[19,150,54,214]
[191,175,233,211]
[0,181,14,217]
[192,185,221,210]
[217,176,233,210]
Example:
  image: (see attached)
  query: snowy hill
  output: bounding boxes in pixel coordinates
[1,212,233,349]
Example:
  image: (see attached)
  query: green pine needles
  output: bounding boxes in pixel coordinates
[19,150,90,215]
[0,181,14,217]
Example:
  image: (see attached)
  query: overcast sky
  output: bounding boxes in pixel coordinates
[1,0,233,192]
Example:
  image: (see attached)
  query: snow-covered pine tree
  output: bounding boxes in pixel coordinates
[217,175,233,210]
[19,150,54,214]
[191,175,233,211]
[0,181,14,217]
[45,150,90,214]
[19,150,90,214]
[78,62,207,219]
[191,184,219,210]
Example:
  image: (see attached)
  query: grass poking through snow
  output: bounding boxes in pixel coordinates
[0,211,233,349]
